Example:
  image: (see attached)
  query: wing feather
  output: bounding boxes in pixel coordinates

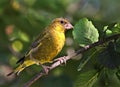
[16,29,49,64]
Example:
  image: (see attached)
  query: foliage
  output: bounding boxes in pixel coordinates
[73,18,99,47]
[74,69,98,87]
[72,18,120,87]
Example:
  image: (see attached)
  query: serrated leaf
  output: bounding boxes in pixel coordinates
[74,70,98,87]
[72,18,99,47]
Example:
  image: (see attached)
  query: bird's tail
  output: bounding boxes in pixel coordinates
[7,60,35,76]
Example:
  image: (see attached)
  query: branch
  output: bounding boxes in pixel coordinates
[23,34,120,87]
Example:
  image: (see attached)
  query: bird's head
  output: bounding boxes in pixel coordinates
[50,18,73,32]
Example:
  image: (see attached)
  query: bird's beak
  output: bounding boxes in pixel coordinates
[64,23,74,30]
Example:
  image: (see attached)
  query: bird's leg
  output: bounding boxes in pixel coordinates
[32,58,50,74]
[53,56,66,65]
[40,64,50,74]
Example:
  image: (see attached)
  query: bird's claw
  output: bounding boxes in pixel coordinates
[41,65,50,74]
[53,56,66,65]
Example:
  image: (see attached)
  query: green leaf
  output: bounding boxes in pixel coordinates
[105,23,120,37]
[112,23,120,33]
[106,29,112,36]
[74,70,98,87]
[104,26,112,36]
[72,18,99,47]
[94,68,120,87]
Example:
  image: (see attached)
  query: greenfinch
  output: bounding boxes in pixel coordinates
[7,18,73,76]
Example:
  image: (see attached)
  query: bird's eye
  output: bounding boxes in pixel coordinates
[60,20,64,24]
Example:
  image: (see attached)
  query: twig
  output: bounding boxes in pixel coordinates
[23,34,120,87]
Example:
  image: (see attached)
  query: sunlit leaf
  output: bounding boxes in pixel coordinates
[72,18,99,47]
[106,29,112,36]
[112,23,120,33]
[104,26,112,36]
[105,23,120,36]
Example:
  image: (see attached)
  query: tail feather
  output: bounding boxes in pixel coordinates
[7,60,35,76]
[16,56,25,64]
[7,71,14,76]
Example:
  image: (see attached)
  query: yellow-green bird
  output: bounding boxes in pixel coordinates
[7,18,73,76]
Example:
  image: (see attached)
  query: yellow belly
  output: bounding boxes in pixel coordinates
[31,31,65,64]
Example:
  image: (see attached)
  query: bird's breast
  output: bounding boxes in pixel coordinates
[31,30,65,64]
[50,30,65,52]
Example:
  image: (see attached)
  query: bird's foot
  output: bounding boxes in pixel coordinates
[41,65,50,74]
[53,56,66,65]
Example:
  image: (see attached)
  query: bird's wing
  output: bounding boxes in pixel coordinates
[31,30,48,48]
[16,29,49,64]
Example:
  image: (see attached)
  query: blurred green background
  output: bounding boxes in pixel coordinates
[0,0,120,87]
